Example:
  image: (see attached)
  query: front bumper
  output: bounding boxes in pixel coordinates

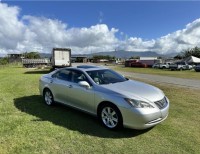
[119,100,169,130]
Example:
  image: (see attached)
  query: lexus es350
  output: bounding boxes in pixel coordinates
[39,65,169,130]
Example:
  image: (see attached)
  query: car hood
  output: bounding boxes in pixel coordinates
[100,80,164,102]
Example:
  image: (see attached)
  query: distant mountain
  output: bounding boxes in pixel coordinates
[73,50,177,59]
[91,51,162,58]
[0,50,177,58]
[39,50,177,59]
[40,53,51,58]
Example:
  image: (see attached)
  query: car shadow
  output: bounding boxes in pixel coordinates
[14,95,152,138]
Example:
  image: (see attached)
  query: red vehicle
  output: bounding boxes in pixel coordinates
[131,61,147,68]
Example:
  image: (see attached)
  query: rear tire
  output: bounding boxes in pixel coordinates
[43,89,54,106]
[98,103,123,130]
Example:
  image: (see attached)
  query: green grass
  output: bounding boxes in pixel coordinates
[0,65,200,153]
[112,65,200,80]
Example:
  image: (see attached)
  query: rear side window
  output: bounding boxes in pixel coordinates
[52,69,71,81]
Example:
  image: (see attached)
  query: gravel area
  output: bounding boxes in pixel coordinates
[118,71,200,90]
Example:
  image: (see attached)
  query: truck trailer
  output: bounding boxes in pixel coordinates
[22,58,50,68]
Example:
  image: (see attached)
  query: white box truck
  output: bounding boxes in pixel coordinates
[51,48,71,69]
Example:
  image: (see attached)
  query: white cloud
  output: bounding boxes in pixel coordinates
[118,37,155,51]
[0,3,25,51]
[0,3,119,55]
[56,23,117,53]
[21,15,68,52]
[66,25,118,53]
[1,2,200,56]
[151,18,200,54]
[116,18,200,54]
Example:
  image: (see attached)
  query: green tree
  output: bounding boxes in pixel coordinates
[174,54,183,60]
[177,46,200,58]
[23,52,41,59]
[93,55,115,61]
[129,56,140,59]
[0,57,9,65]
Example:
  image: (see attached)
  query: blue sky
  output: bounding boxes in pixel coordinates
[1,1,200,55]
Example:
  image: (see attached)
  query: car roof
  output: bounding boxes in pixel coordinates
[77,65,108,71]
[77,65,100,69]
[56,65,108,72]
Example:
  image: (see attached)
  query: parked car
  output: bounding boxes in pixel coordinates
[39,65,169,130]
[160,63,170,69]
[169,61,192,70]
[152,63,170,69]
[187,64,194,70]
[131,62,147,68]
[195,64,200,72]
[152,63,160,69]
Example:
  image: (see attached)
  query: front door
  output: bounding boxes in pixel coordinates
[66,70,95,114]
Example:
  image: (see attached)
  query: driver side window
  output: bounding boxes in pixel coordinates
[71,70,88,83]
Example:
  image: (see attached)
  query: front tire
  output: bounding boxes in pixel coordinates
[98,104,122,130]
[43,89,54,106]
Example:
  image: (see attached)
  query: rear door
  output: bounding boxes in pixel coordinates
[50,69,72,105]
[54,50,70,66]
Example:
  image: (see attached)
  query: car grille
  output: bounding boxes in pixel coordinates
[154,97,168,109]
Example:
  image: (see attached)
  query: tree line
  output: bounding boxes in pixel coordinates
[174,46,200,59]
[92,55,116,61]
[1,47,200,65]
[0,52,41,65]
[23,52,41,59]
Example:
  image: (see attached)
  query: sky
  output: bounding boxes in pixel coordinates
[1,1,200,56]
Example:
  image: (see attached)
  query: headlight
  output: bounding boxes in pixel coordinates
[124,98,154,108]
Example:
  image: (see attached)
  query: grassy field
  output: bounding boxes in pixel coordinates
[0,65,200,154]
[112,65,200,80]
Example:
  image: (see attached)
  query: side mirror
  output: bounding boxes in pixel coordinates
[122,75,129,80]
[78,81,90,89]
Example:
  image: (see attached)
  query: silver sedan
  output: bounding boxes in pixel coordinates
[39,65,169,130]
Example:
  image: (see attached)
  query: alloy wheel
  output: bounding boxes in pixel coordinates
[101,107,119,129]
[44,90,54,105]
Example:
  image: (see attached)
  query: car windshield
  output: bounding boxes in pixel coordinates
[86,69,127,85]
